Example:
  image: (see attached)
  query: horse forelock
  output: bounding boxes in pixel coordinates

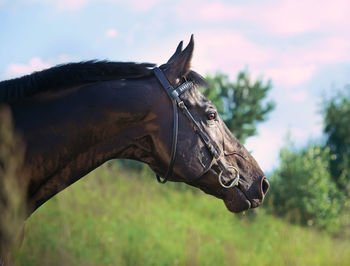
[187,70,209,88]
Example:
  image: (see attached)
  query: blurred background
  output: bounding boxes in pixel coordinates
[1,0,350,265]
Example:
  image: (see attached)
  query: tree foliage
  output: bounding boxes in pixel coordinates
[323,86,350,191]
[268,85,350,234]
[202,71,275,143]
[268,144,343,232]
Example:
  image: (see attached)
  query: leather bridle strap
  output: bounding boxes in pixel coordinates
[153,67,239,188]
[153,67,179,183]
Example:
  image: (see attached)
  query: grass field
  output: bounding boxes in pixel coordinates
[14,163,350,266]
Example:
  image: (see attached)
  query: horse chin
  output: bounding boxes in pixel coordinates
[223,187,251,213]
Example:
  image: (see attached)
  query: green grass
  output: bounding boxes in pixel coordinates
[14,163,350,266]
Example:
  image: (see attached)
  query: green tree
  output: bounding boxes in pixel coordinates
[323,85,350,191]
[203,71,275,143]
[268,143,343,232]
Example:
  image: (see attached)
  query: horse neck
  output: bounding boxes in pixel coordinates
[12,78,160,213]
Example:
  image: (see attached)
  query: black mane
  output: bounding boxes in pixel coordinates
[0,61,155,103]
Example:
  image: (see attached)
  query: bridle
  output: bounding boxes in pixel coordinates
[153,67,240,188]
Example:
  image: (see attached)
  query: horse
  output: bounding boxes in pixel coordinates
[0,36,269,263]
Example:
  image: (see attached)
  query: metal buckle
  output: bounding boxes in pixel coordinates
[218,166,240,188]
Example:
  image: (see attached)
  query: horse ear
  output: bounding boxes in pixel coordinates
[164,35,194,83]
[167,41,183,63]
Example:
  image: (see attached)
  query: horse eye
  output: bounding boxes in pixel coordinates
[207,112,216,120]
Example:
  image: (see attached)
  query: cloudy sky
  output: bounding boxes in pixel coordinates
[1,0,350,172]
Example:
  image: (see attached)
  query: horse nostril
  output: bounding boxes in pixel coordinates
[262,177,270,195]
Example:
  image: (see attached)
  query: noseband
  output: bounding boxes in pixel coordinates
[153,67,239,188]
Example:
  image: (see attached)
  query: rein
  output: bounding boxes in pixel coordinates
[153,67,239,188]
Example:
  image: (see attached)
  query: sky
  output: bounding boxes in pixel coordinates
[1,0,350,173]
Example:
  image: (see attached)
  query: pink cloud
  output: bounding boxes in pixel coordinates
[192,30,271,75]
[31,0,89,11]
[189,31,317,87]
[190,28,350,87]
[4,57,51,79]
[57,0,88,10]
[177,0,350,36]
[31,0,157,11]
[196,1,243,21]
[259,0,350,36]
[301,37,350,64]
[130,0,157,11]
[265,64,317,88]
[107,0,157,11]
[105,28,118,38]
[2,55,74,80]
[175,0,246,22]
[263,37,350,86]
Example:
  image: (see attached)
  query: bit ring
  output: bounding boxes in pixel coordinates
[218,166,240,188]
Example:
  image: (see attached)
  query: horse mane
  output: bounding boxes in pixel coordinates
[0,60,155,103]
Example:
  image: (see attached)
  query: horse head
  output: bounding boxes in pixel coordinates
[149,36,269,212]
